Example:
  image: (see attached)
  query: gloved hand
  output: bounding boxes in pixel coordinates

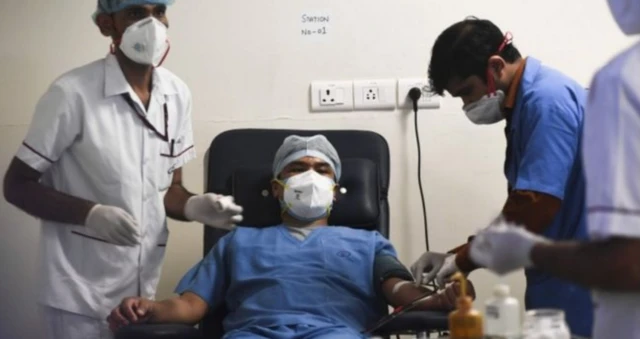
[84,204,140,246]
[470,218,550,275]
[435,254,459,288]
[184,193,243,230]
[411,251,456,287]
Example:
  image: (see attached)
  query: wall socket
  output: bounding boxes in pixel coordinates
[310,81,354,112]
[364,87,379,102]
[397,78,440,110]
[353,79,396,110]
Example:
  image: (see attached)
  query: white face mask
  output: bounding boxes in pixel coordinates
[463,90,506,125]
[280,170,336,222]
[607,0,640,35]
[119,17,170,67]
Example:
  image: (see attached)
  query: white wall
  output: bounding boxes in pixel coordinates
[0,1,634,338]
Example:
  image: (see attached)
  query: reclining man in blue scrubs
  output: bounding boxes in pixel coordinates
[107,134,475,338]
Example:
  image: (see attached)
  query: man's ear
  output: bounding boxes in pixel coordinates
[271,179,282,199]
[96,13,116,37]
[488,56,506,77]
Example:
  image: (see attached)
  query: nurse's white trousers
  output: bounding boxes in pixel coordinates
[41,306,113,339]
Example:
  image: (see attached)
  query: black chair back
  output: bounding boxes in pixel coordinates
[202,128,391,338]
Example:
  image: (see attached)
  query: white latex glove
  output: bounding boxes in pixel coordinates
[435,254,459,288]
[85,205,140,246]
[470,220,550,275]
[184,193,243,230]
[410,251,451,286]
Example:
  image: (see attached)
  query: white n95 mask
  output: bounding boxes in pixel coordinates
[607,0,640,35]
[119,17,170,67]
[279,170,336,221]
[463,90,506,125]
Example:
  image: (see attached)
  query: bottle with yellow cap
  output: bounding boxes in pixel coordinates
[448,272,484,339]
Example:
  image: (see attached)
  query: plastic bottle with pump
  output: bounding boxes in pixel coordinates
[484,284,521,338]
[448,272,483,339]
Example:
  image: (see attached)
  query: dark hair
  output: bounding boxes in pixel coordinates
[428,17,521,95]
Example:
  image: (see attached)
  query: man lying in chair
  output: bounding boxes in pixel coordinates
[108,134,476,339]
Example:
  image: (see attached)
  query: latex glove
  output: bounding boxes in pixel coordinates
[85,204,140,246]
[410,251,451,286]
[184,193,243,230]
[435,254,460,288]
[470,219,550,275]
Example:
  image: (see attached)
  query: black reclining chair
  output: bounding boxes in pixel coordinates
[115,129,449,339]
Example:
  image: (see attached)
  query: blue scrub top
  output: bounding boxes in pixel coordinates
[174,225,395,335]
[506,57,593,337]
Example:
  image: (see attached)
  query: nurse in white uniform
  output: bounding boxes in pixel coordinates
[2,1,242,338]
[468,1,640,338]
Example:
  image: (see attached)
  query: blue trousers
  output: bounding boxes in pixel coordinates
[223,324,365,339]
[526,278,594,338]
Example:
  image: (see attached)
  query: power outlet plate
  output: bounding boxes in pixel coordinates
[353,79,396,110]
[397,78,440,110]
[310,81,354,112]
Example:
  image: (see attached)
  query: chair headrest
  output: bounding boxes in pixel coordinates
[231,158,379,230]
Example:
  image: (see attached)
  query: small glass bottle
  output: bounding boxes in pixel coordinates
[522,309,571,339]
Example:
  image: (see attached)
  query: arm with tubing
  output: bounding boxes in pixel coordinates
[373,233,473,311]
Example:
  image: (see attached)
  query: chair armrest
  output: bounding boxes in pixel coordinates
[114,323,202,339]
[373,311,449,336]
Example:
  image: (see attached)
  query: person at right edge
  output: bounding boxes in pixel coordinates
[409,17,593,337]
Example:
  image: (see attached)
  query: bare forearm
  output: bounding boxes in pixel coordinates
[3,158,95,225]
[149,297,205,325]
[531,238,640,291]
[164,184,193,221]
[163,168,195,221]
[382,278,433,307]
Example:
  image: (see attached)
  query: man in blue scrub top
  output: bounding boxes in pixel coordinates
[107,135,474,339]
[409,17,593,336]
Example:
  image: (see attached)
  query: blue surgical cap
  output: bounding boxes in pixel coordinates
[273,135,341,181]
[92,0,175,23]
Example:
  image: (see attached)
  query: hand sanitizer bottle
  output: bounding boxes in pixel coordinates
[484,284,521,338]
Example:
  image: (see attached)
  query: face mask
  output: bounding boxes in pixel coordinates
[119,17,170,67]
[607,0,640,35]
[279,170,336,222]
[463,90,506,125]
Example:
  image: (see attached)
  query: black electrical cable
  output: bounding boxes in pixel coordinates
[408,87,430,252]
[409,87,438,294]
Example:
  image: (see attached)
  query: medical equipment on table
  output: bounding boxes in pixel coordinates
[448,272,483,339]
[484,284,521,338]
[522,309,570,339]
